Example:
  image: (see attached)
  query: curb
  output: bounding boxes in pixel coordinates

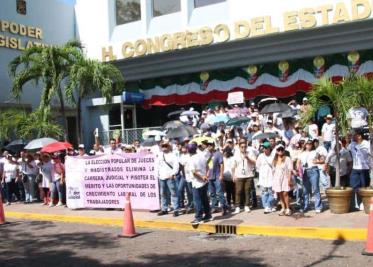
[5,211,367,241]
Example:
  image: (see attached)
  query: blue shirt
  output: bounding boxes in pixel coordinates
[208,151,223,180]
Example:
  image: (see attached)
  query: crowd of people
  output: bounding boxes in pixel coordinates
[0,98,371,226]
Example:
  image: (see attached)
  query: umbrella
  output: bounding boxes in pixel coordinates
[166,125,198,140]
[226,117,250,126]
[141,138,157,147]
[252,132,277,140]
[41,141,73,153]
[210,114,229,124]
[143,130,165,138]
[191,136,215,145]
[4,139,28,153]
[167,109,185,119]
[181,110,200,117]
[258,97,278,109]
[24,137,57,150]
[279,108,298,119]
[163,120,185,129]
[260,103,291,114]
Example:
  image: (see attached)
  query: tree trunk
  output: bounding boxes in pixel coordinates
[57,87,68,141]
[77,96,82,144]
[334,119,341,188]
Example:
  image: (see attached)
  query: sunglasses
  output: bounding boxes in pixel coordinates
[276,148,285,152]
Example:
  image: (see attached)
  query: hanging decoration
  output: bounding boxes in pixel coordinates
[348,51,360,73]
[278,61,289,82]
[313,56,325,78]
[199,71,210,90]
[244,65,258,84]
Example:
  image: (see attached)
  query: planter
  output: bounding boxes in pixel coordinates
[326,187,353,214]
[359,187,373,214]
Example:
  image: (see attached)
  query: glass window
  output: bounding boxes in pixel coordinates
[194,0,225,8]
[16,0,27,15]
[153,0,181,17]
[116,0,141,25]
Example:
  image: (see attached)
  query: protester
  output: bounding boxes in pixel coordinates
[321,114,335,151]
[20,153,38,203]
[1,153,20,205]
[222,147,235,209]
[38,153,53,205]
[232,139,256,213]
[49,154,65,207]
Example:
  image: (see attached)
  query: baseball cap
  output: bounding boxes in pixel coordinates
[78,144,85,149]
[326,114,333,119]
[262,141,271,149]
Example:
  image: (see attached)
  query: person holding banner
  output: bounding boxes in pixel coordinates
[157,140,180,217]
[189,143,211,225]
[104,138,122,155]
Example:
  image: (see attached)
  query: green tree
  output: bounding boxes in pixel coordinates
[8,41,82,136]
[65,56,124,143]
[301,76,357,188]
[0,109,27,142]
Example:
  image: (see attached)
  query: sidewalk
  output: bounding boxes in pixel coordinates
[3,202,369,241]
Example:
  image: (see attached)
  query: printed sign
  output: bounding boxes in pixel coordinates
[65,153,159,210]
[227,91,244,105]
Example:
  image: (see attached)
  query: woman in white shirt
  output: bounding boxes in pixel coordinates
[256,142,275,214]
[1,155,20,205]
[38,153,54,205]
[222,147,235,209]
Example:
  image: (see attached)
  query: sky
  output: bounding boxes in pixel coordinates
[57,0,76,5]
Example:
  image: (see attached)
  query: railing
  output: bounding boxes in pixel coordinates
[99,126,162,145]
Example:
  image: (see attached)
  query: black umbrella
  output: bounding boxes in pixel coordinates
[252,132,277,140]
[141,138,157,147]
[167,109,185,119]
[279,108,298,119]
[226,117,250,126]
[163,120,185,129]
[166,125,198,140]
[258,97,278,110]
[260,103,291,114]
[4,139,28,153]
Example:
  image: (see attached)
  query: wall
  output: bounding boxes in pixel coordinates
[0,0,76,109]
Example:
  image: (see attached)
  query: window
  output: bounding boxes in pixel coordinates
[16,0,27,15]
[116,0,141,25]
[194,0,225,8]
[152,0,180,17]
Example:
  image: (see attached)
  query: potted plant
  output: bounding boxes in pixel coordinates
[301,77,355,214]
[349,76,373,214]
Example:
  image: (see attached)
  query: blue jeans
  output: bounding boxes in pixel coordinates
[292,175,303,207]
[209,178,227,209]
[261,187,274,209]
[192,184,211,220]
[159,179,179,212]
[177,177,193,209]
[323,141,332,152]
[350,169,370,208]
[24,174,36,202]
[51,180,63,203]
[303,167,322,211]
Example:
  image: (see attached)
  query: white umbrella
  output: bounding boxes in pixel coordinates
[24,137,58,150]
[143,130,165,138]
[181,110,200,117]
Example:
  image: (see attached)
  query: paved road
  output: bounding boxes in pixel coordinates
[0,219,372,267]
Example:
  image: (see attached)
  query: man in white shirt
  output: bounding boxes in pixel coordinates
[313,138,329,190]
[157,140,180,217]
[321,114,335,151]
[189,143,211,225]
[104,138,122,155]
[347,107,368,129]
[348,130,371,210]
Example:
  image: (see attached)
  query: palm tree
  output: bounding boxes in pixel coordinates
[301,77,356,188]
[0,108,28,142]
[65,56,124,143]
[8,41,82,135]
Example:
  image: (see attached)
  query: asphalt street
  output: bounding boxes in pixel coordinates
[0,219,372,267]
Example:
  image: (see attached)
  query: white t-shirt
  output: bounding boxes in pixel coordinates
[232,151,256,179]
[157,152,179,180]
[223,156,235,181]
[321,123,335,142]
[347,107,368,129]
[327,148,352,176]
[348,140,371,170]
[300,150,318,169]
[308,124,319,139]
[256,153,274,188]
[315,146,328,170]
[3,161,18,182]
[190,153,208,189]
[104,147,122,155]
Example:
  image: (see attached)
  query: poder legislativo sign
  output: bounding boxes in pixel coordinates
[65,153,160,210]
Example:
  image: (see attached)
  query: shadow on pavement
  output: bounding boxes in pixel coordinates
[0,220,266,267]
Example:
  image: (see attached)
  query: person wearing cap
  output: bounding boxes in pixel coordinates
[256,142,275,214]
[189,143,212,225]
[300,97,310,113]
[272,144,293,216]
[297,139,323,213]
[122,144,134,153]
[1,153,20,205]
[348,130,371,210]
[78,144,87,157]
[321,114,335,152]
[288,99,300,111]
[232,139,257,213]
[178,144,194,213]
[157,140,180,217]
[206,141,228,215]
[313,138,329,190]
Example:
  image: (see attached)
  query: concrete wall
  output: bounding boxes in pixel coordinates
[0,0,76,109]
